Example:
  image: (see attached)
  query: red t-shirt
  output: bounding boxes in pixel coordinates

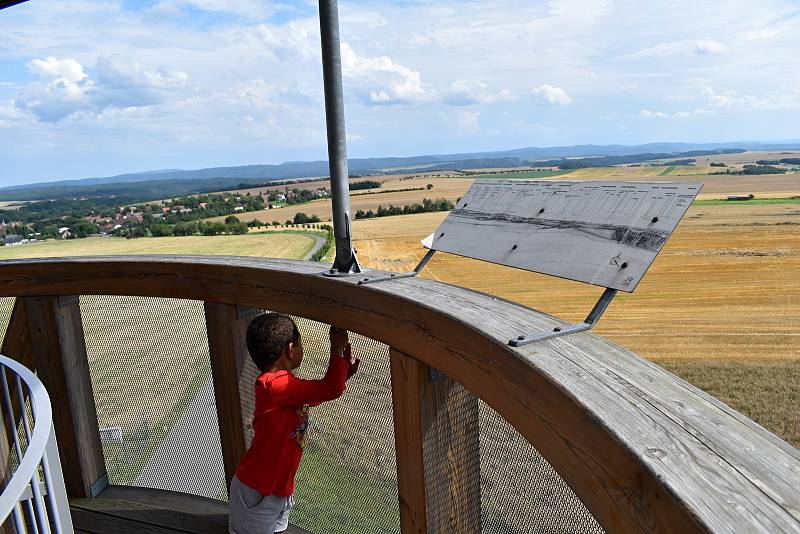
[235,353,349,497]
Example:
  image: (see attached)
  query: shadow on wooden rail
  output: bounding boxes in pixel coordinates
[0,255,799,534]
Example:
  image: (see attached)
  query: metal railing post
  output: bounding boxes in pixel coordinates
[319,0,361,275]
[42,429,73,534]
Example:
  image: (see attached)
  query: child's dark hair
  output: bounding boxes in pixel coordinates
[246,313,300,371]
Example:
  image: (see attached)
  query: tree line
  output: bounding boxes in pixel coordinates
[355,198,454,219]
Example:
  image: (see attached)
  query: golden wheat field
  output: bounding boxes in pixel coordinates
[351,200,800,446]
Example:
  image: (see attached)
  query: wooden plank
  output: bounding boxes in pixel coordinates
[430,180,702,291]
[390,349,428,534]
[391,349,482,533]
[22,296,106,498]
[0,256,798,533]
[419,367,481,533]
[70,485,313,534]
[203,302,250,490]
[1,298,33,369]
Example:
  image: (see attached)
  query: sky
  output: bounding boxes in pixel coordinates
[1,0,800,187]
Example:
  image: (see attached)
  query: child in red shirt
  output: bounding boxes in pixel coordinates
[229,313,358,534]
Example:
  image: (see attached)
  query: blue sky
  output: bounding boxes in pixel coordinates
[1,0,799,186]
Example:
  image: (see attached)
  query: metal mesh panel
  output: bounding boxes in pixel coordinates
[479,400,604,534]
[239,314,401,534]
[0,297,15,345]
[80,295,226,500]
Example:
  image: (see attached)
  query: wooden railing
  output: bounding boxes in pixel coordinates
[0,255,799,533]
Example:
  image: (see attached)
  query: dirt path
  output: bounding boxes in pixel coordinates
[301,233,326,261]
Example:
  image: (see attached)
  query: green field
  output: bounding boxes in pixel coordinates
[693,197,800,206]
[0,232,318,260]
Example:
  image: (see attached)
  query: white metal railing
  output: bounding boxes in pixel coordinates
[0,354,73,533]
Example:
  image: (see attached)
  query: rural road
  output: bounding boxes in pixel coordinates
[134,376,226,499]
[301,233,326,261]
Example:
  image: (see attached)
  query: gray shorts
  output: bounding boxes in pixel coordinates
[229,475,294,534]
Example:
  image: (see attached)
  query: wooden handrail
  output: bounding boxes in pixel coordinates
[1,255,799,533]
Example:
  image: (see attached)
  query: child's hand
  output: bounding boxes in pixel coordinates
[344,343,360,381]
[329,326,349,357]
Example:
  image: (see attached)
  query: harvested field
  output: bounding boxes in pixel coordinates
[564,165,714,178]
[0,232,317,260]
[689,150,800,166]
[352,201,800,447]
[211,176,475,224]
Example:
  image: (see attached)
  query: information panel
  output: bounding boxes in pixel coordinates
[430,180,702,291]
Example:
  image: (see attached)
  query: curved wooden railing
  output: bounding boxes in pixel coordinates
[0,255,799,533]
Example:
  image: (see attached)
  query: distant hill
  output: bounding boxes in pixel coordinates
[2,141,798,202]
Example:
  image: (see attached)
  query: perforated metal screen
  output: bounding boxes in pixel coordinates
[80,296,226,499]
[478,400,603,534]
[76,296,601,533]
[0,297,15,344]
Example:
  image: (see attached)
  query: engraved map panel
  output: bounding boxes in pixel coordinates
[430,180,702,292]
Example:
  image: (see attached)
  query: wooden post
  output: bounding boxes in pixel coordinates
[390,349,482,534]
[22,296,106,499]
[390,349,428,534]
[1,299,34,369]
[204,302,254,490]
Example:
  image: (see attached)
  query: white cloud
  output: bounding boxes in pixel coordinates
[16,56,189,122]
[340,43,428,104]
[151,0,282,20]
[441,80,515,106]
[246,22,319,60]
[702,86,800,112]
[440,110,481,133]
[533,85,572,105]
[639,109,691,119]
[625,39,729,59]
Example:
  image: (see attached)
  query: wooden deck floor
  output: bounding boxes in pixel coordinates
[70,485,311,534]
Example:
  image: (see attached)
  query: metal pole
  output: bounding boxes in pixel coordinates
[319,0,361,274]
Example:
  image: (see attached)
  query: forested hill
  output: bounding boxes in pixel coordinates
[2,141,798,202]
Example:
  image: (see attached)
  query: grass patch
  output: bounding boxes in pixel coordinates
[655,359,800,448]
[693,197,800,206]
[658,166,675,176]
[292,443,400,534]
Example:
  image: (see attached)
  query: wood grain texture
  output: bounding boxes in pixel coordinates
[1,298,33,369]
[203,302,249,490]
[390,349,428,534]
[69,485,313,534]
[0,256,798,533]
[21,296,106,498]
[419,365,482,533]
[432,180,702,291]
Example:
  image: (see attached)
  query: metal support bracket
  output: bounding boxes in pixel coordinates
[508,287,618,346]
[357,249,437,285]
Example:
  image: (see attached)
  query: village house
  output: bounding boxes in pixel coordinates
[3,234,22,246]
